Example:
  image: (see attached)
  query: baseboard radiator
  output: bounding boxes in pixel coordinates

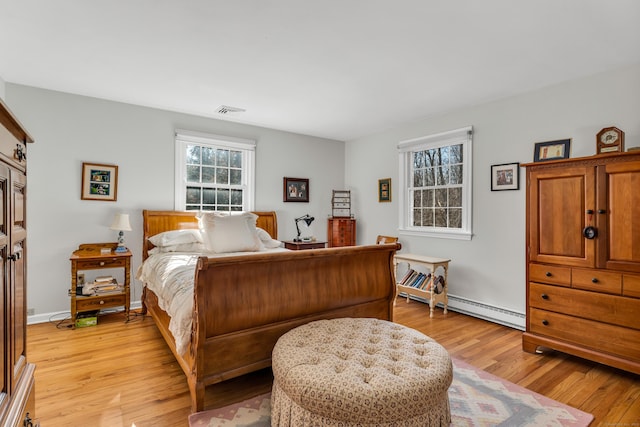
[399,293,525,331]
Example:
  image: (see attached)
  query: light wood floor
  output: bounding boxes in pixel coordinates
[28,302,640,427]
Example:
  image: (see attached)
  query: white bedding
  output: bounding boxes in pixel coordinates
[136,248,288,355]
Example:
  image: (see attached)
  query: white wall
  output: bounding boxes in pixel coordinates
[0,75,5,100]
[346,63,640,327]
[5,84,344,320]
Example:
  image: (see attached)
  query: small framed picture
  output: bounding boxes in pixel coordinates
[81,162,118,201]
[378,178,391,202]
[491,163,520,191]
[283,177,309,202]
[533,139,571,162]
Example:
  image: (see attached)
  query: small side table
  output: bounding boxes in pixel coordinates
[283,240,327,250]
[70,242,131,326]
[393,253,451,317]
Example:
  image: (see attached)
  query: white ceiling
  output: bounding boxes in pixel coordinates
[1,1,639,141]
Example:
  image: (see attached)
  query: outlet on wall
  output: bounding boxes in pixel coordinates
[27,308,35,316]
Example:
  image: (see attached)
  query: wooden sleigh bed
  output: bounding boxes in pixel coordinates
[139,210,401,412]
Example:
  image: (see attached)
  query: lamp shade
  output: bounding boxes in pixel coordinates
[110,213,132,231]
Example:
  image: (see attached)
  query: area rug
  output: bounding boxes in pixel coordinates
[188,358,594,427]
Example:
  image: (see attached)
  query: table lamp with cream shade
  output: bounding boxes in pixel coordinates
[110,213,132,253]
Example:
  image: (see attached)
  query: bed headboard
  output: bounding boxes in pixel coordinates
[142,210,278,260]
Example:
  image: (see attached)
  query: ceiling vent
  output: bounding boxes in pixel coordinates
[215,105,246,116]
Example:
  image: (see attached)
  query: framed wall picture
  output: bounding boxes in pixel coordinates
[533,139,571,162]
[491,162,520,191]
[81,162,118,201]
[283,177,309,202]
[378,178,391,202]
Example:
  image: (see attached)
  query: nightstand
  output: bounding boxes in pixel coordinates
[283,240,327,250]
[70,242,131,326]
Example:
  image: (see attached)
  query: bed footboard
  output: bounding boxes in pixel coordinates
[144,242,400,412]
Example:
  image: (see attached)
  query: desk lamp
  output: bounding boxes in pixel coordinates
[294,214,314,242]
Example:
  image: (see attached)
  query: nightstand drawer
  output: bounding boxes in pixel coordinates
[76,294,126,311]
[76,258,127,269]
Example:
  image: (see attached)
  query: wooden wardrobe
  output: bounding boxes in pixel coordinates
[523,151,640,374]
[0,99,36,426]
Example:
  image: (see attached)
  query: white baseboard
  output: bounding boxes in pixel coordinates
[399,292,525,331]
[27,300,143,325]
[30,296,525,331]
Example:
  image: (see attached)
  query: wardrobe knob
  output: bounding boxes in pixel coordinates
[545,272,552,277]
[542,319,549,326]
[592,277,599,283]
[541,294,549,300]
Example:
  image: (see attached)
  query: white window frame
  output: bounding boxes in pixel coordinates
[397,126,473,240]
[174,129,256,211]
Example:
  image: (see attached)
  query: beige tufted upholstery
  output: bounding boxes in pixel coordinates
[271,318,452,426]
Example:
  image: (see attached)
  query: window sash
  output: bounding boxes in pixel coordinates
[175,130,255,212]
[398,126,473,240]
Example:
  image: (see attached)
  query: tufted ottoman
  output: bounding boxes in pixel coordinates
[270,318,453,426]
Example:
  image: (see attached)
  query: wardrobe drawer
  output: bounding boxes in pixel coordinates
[572,268,621,295]
[624,274,640,298]
[529,283,639,329]
[529,308,640,362]
[529,263,571,287]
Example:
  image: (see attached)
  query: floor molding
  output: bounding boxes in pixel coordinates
[399,292,525,330]
[30,296,524,330]
[27,301,143,325]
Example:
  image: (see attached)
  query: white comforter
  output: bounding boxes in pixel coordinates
[136,249,288,355]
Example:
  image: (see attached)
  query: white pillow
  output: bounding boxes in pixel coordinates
[256,227,282,249]
[148,242,206,254]
[197,211,263,253]
[149,229,202,247]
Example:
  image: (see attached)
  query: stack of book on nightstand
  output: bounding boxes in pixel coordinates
[83,276,123,295]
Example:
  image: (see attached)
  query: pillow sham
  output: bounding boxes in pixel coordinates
[149,229,202,247]
[197,211,263,253]
[148,242,206,255]
[256,227,282,249]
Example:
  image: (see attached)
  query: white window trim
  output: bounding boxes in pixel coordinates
[174,129,256,211]
[397,126,473,240]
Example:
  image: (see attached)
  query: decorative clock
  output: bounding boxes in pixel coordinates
[596,127,625,155]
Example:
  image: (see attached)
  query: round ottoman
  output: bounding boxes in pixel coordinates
[270,318,452,426]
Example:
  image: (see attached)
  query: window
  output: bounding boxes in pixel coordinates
[397,126,473,240]
[175,130,255,212]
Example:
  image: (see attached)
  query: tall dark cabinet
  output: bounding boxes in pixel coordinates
[0,99,36,427]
